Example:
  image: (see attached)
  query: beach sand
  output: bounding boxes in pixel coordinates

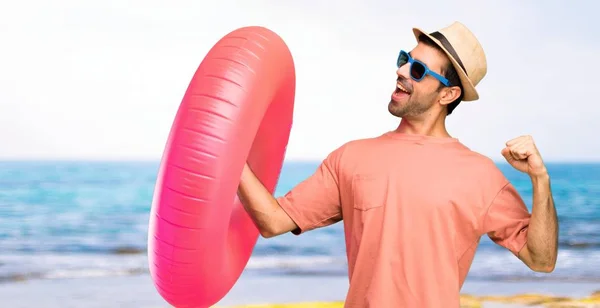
[0,271,598,308]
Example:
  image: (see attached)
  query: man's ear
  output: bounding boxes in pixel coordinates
[438,86,461,106]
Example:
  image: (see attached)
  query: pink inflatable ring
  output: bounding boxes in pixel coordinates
[147,26,296,308]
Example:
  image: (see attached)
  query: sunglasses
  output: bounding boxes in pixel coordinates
[396,50,450,87]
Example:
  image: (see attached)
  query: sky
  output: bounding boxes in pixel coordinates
[0,0,598,162]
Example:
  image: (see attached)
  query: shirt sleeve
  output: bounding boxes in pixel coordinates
[276,146,344,235]
[483,182,531,256]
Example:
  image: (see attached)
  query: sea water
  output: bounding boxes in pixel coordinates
[0,161,599,283]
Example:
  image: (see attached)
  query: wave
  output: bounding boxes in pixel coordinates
[3,236,599,256]
[1,248,600,284]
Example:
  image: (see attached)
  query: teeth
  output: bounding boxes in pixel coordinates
[397,83,409,93]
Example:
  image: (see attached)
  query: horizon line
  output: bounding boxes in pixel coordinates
[0,158,599,164]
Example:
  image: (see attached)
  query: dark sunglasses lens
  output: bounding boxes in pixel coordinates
[397,52,408,67]
[411,62,426,80]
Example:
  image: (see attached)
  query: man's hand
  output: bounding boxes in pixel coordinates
[501,135,558,273]
[501,135,547,177]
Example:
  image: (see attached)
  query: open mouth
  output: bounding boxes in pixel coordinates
[395,82,411,95]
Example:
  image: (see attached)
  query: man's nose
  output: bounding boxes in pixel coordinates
[396,62,410,78]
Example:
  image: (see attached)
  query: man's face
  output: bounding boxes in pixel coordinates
[388,42,449,118]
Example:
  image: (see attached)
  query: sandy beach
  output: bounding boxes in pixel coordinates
[0,270,598,308]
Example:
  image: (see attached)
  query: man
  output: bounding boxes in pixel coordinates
[237,21,558,307]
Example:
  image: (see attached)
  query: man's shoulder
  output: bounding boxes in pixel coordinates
[455,146,509,184]
[328,135,385,155]
[321,135,384,168]
[460,147,498,167]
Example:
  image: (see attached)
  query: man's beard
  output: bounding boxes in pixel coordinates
[389,75,435,118]
[388,96,433,118]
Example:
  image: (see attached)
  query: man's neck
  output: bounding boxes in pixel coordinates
[395,115,451,138]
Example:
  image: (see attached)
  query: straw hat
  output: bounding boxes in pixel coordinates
[412,21,487,101]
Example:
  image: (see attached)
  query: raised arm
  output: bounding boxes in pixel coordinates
[516,172,558,272]
[497,135,558,272]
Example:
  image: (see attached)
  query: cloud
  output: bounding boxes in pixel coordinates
[0,0,597,161]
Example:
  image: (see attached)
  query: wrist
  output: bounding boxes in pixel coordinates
[530,171,550,185]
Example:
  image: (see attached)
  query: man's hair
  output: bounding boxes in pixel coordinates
[417,34,464,116]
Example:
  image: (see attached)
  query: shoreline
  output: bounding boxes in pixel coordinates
[0,272,598,308]
[3,249,600,285]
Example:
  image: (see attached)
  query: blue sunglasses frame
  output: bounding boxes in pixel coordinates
[397,50,450,87]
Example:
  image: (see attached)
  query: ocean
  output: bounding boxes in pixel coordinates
[1,160,599,285]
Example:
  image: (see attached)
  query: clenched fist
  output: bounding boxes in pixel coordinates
[501,135,548,177]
